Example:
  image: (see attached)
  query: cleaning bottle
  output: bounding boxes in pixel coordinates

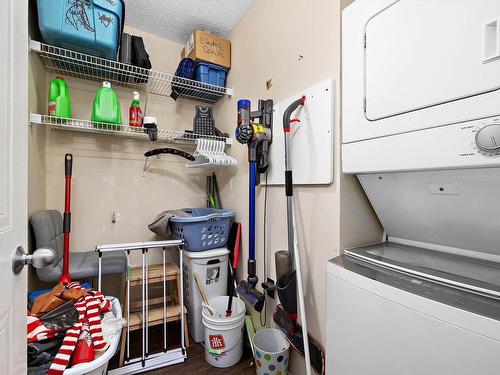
[48,77,71,118]
[91,81,122,129]
[129,91,143,127]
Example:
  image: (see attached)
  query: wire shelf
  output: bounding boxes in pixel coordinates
[29,40,233,104]
[30,113,233,146]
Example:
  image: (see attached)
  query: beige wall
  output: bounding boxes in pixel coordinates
[215,0,382,374]
[30,25,211,274]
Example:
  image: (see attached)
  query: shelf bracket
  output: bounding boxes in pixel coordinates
[29,112,42,125]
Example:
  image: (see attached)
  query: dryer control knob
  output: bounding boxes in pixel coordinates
[475,124,500,152]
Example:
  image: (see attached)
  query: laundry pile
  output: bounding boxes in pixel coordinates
[27,282,120,375]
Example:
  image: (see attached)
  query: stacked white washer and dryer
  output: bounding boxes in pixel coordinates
[327,1,500,374]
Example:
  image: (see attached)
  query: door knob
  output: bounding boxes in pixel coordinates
[12,246,56,275]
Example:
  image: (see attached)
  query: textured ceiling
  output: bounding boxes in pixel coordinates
[123,0,254,44]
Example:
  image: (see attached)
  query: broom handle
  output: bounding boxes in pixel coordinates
[226,223,241,316]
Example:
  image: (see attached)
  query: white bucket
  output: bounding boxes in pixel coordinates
[202,296,246,368]
[252,328,290,375]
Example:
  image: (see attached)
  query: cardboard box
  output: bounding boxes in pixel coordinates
[181,30,231,69]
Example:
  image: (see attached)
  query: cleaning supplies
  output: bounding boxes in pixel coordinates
[91,81,121,128]
[48,77,71,118]
[129,91,143,127]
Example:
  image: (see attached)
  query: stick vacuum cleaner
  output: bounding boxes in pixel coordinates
[235,98,273,312]
[59,153,73,284]
[273,97,325,375]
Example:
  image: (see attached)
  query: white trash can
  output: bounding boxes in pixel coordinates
[253,328,290,375]
[183,247,229,342]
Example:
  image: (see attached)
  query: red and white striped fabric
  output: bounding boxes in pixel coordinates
[27,313,57,343]
[45,283,111,375]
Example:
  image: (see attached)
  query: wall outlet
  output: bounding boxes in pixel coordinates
[111,211,120,223]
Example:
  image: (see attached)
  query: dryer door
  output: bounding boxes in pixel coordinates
[343,0,500,143]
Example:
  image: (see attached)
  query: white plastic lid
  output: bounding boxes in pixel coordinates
[133,91,140,100]
[183,247,229,259]
[143,116,157,125]
[102,81,111,88]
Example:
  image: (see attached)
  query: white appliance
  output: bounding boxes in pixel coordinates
[328,0,500,374]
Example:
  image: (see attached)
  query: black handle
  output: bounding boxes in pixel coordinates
[144,148,195,161]
[65,154,73,176]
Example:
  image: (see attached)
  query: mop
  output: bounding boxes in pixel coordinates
[274,96,325,375]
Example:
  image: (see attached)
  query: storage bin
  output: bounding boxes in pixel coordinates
[36,0,124,60]
[195,62,228,88]
[182,248,229,343]
[169,208,234,251]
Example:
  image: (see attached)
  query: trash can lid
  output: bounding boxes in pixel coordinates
[183,247,229,259]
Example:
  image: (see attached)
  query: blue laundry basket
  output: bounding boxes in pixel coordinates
[170,208,235,251]
[37,0,124,60]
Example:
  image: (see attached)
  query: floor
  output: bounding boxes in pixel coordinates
[108,323,256,374]
[147,342,255,374]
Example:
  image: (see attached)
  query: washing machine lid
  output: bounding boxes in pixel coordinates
[345,242,500,300]
[358,168,500,258]
[364,0,500,121]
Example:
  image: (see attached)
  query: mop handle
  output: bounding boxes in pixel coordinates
[282,96,312,375]
[62,153,73,281]
[283,96,306,269]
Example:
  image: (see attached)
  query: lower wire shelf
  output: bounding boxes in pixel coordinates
[29,113,233,146]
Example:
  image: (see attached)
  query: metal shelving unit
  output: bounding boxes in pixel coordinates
[29,39,233,104]
[30,113,233,146]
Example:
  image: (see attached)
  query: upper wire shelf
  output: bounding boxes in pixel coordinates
[30,113,233,146]
[29,40,233,104]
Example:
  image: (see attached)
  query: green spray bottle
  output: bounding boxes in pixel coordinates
[91,81,122,129]
[48,77,71,118]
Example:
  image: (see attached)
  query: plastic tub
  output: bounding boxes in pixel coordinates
[64,297,122,375]
[252,328,290,375]
[202,296,246,368]
[183,248,229,343]
[195,62,228,87]
[169,208,234,251]
[36,0,124,60]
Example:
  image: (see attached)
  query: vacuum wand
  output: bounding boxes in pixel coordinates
[60,153,73,284]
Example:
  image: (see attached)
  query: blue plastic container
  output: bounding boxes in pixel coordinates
[37,0,124,60]
[169,208,235,251]
[195,62,228,88]
[175,58,196,79]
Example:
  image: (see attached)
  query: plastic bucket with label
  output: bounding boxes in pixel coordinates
[202,296,246,368]
[252,328,290,375]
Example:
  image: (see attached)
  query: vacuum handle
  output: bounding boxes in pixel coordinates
[65,154,73,176]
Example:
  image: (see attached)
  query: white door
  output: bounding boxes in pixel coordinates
[0,0,28,374]
[342,0,500,143]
